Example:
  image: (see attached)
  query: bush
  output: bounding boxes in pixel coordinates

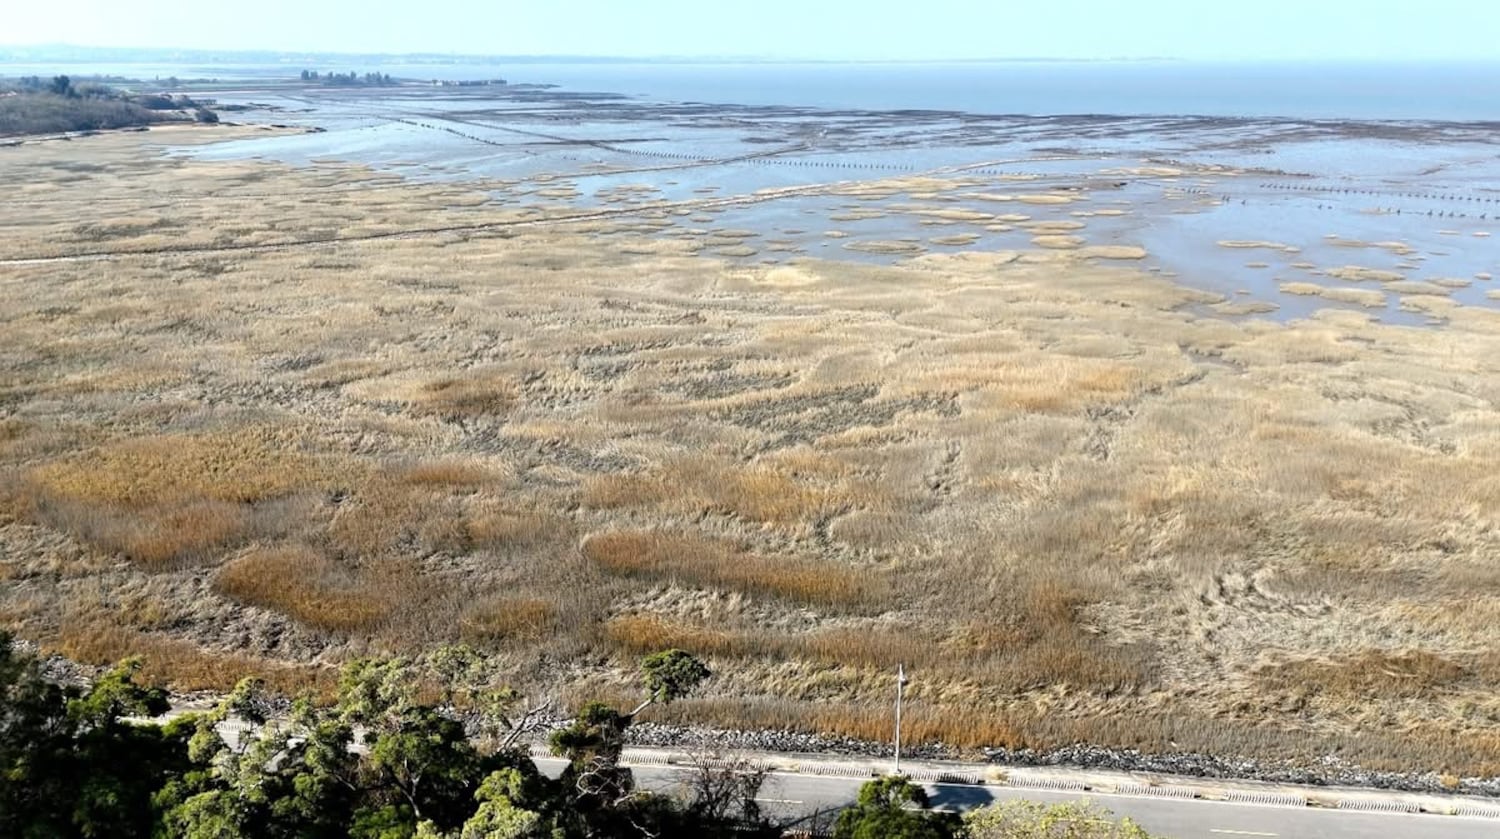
[963,800,1158,839]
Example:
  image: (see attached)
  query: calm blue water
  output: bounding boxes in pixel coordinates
[4,60,1498,122]
[454,61,1500,122]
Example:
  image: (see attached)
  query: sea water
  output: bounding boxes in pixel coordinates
[3,60,1498,121]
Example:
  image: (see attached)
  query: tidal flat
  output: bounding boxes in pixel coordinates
[3,86,1500,778]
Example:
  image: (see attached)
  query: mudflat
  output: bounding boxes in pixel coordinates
[3,114,1500,779]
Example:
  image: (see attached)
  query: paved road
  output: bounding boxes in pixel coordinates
[535,758,1500,838]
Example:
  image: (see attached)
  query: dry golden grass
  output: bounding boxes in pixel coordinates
[411,374,519,419]
[458,596,557,643]
[215,546,399,634]
[25,429,339,509]
[327,480,473,558]
[14,429,347,569]
[605,612,1151,695]
[398,459,505,486]
[6,130,1500,775]
[52,618,336,697]
[603,614,934,671]
[582,454,862,526]
[584,530,883,608]
[1256,649,1470,700]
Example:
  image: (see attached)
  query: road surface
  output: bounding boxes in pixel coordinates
[534,758,1500,838]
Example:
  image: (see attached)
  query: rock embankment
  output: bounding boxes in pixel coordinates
[625,722,1500,798]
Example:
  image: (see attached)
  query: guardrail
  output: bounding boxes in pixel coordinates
[1115,782,1200,799]
[1337,799,1421,814]
[1224,790,1308,807]
[1007,776,1088,792]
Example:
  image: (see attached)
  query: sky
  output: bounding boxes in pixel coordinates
[2,0,1495,62]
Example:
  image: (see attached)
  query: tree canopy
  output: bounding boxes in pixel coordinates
[2,635,1160,838]
[0,637,778,838]
[833,776,961,839]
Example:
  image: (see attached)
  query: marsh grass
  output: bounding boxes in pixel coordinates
[17,430,349,570]
[411,374,519,419]
[53,618,335,697]
[1256,649,1470,700]
[605,612,1152,695]
[215,546,403,634]
[458,597,558,643]
[583,530,884,608]
[582,453,867,526]
[6,132,1500,775]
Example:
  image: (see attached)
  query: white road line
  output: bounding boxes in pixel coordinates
[1209,830,1279,836]
[754,798,805,805]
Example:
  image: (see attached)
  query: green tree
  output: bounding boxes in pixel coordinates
[962,800,1158,839]
[631,649,711,717]
[0,634,188,839]
[547,650,713,837]
[457,769,541,839]
[833,776,960,839]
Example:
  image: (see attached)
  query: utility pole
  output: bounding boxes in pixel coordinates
[894,663,909,775]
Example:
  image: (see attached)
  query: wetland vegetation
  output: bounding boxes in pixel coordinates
[2,95,1499,787]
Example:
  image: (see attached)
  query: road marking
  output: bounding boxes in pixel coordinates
[1209,830,1278,836]
[754,798,804,805]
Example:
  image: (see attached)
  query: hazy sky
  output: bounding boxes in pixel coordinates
[4,0,1495,61]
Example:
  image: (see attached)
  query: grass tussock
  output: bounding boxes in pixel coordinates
[582,455,860,525]
[214,546,401,634]
[25,430,339,509]
[397,459,505,487]
[458,596,557,643]
[604,615,930,670]
[328,481,473,558]
[1257,649,1469,700]
[326,473,559,558]
[91,501,251,569]
[52,618,335,697]
[18,430,345,569]
[411,374,519,419]
[583,530,883,608]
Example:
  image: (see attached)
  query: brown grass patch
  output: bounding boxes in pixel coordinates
[465,504,558,550]
[411,374,518,419]
[96,501,252,569]
[605,613,1150,694]
[458,596,557,643]
[582,456,858,525]
[604,615,929,669]
[214,545,401,634]
[1257,649,1469,700]
[327,481,472,558]
[398,459,504,487]
[17,430,345,569]
[52,618,335,697]
[583,530,882,608]
[26,429,339,509]
[601,694,1029,750]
